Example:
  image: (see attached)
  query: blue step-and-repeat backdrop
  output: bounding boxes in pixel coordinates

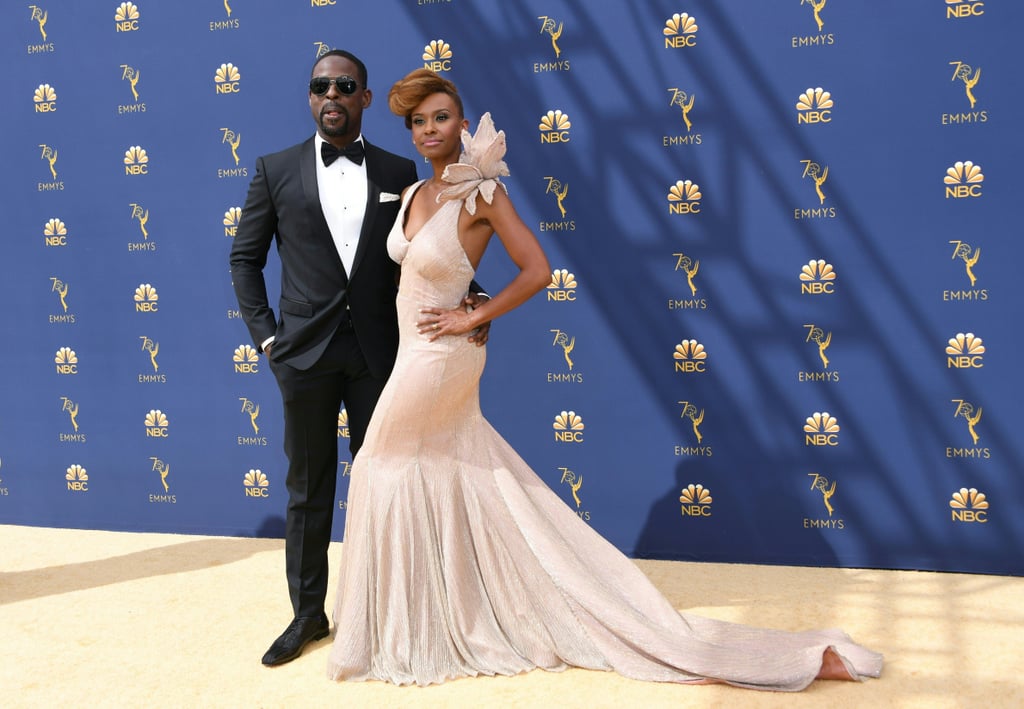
[3,1,1021,575]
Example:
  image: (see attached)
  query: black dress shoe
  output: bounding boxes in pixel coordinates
[261,615,330,666]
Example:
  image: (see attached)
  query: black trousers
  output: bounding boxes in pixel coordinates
[269,322,388,618]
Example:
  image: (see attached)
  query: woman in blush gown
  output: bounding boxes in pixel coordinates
[327,68,882,691]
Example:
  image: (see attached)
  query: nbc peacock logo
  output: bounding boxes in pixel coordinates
[944,160,983,199]
[44,218,68,247]
[946,332,984,369]
[804,411,840,447]
[224,207,242,237]
[233,344,260,374]
[663,12,698,47]
[950,487,988,523]
[338,409,349,438]
[33,83,56,112]
[679,483,712,518]
[243,469,269,498]
[124,145,149,175]
[66,464,89,492]
[796,87,833,124]
[214,63,241,94]
[673,339,707,373]
[667,179,702,214]
[547,268,578,302]
[134,283,159,312]
[145,409,169,438]
[553,410,584,443]
[946,0,985,20]
[539,110,571,144]
[55,347,78,375]
[114,2,140,32]
[422,39,452,72]
[799,259,836,295]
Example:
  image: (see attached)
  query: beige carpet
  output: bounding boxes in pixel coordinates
[1,524,1021,708]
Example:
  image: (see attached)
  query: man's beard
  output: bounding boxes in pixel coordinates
[319,107,349,137]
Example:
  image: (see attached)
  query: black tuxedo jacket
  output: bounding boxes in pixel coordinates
[230,137,418,376]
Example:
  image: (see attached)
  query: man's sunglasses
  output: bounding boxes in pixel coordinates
[309,76,359,96]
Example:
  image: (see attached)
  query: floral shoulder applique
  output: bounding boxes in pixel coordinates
[437,112,510,215]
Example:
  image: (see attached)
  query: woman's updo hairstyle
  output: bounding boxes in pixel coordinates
[388,68,464,129]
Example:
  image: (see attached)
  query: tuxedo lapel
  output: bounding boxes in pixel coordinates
[300,137,349,282]
[349,141,383,280]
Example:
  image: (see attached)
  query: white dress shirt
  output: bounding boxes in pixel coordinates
[315,133,368,276]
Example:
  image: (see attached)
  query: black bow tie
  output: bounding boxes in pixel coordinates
[321,140,364,166]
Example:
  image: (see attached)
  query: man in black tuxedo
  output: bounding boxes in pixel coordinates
[230,50,486,666]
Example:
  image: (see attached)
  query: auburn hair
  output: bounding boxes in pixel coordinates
[388,68,464,128]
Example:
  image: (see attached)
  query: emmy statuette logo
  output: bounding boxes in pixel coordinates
[558,467,590,521]
[804,473,844,529]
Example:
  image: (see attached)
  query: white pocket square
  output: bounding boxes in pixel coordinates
[380,192,401,203]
